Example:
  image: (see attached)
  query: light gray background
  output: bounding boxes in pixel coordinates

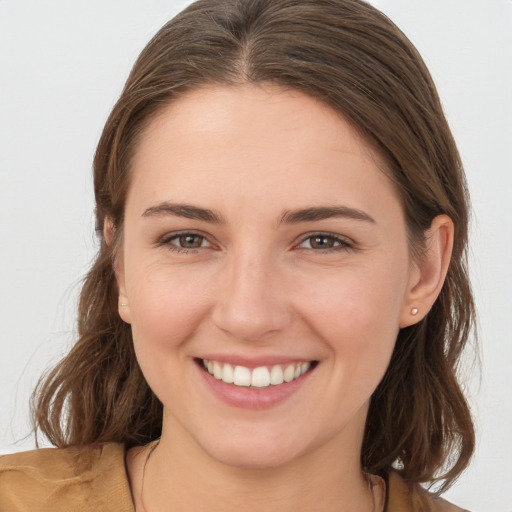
[1,1,511,510]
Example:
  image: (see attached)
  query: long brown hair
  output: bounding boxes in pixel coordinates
[33,0,475,491]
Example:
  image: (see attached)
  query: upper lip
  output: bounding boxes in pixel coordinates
[197,354,317,369]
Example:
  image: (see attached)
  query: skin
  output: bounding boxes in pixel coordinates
[113,84,453,512]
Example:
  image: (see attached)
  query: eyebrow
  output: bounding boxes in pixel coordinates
[279,206,375,224]
[141,202,375,225]
[142,202,225,224]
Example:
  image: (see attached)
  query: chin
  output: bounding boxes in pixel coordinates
[196,429,307,470]
[207,445,298,470]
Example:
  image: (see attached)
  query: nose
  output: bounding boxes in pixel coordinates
[211,249,292,342]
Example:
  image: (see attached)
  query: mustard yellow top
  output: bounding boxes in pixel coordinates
[0,443,468,511]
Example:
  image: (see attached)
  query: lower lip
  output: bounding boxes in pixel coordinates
[196,362,316,410]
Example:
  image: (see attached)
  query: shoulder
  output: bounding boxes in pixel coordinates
[0,443,134,512]
[386,471,469,512]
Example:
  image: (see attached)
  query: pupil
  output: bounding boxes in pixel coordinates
[180,235,201,248]
[313,236,333,248]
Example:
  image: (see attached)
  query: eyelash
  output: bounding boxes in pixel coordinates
[156,231,355,254]
[157,231,210,253]
[296,232,355,253]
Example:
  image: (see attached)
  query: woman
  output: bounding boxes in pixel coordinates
[0,0,475,510]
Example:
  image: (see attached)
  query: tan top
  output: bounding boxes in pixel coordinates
[0,443,468,511]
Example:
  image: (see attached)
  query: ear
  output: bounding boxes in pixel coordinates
[104,217,132,324]
[400,215,454,328]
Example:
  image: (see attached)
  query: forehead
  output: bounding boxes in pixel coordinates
[136,84,376,165]
[127,84,400,220]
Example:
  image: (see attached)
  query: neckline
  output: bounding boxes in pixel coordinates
[122,442,387,512]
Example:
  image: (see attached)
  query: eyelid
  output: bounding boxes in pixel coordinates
[295,232,355,251]
[155,230,355,254]
[156,230,214,252]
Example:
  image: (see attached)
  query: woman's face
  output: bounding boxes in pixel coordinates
[117,84,421,469]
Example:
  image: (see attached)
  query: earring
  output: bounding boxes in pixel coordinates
[411,307,419,315]
[120,303,128,307]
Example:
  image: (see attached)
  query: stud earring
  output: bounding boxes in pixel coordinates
[120,303,128,307]
[411,307,419,315]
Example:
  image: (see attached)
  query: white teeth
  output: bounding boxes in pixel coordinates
[300,362,311,375]
[202,359,314,388]
[213,361,222,379]
[270,365,284,385]
[251,367,270,388]
[222,363,234,383]
[283,364,295,383]
[233,365,252,386]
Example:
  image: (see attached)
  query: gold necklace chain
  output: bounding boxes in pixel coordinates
[139,440,159,512]
[138,441,382,512]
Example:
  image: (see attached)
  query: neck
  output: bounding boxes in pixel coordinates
[132,413,375,512]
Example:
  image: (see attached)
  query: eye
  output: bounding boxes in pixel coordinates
[298,233,353,251]
[174,234,207,249]
[158,231,211,252]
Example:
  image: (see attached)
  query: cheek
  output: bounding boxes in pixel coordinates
[291,260,408,371]
[124,261,214,386]
[125,276,212,412]
[297,260,408,329]
[128,267,210,339]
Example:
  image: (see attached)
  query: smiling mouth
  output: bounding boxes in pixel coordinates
[197,359,318,388]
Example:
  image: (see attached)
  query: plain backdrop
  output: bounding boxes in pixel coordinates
[1,1,511,511]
